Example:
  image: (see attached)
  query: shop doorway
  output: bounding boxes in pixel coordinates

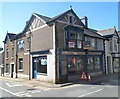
[33,58,37,79]
[68,56,84,81]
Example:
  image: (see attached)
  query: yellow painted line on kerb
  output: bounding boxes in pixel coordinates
[48,84,81,90]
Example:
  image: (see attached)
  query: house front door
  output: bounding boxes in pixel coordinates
[11,64,14,78]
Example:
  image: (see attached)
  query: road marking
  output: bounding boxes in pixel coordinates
[6,82,23,87]
[48,84,81,90]
[78,88,104,97]
[0,86,19,97]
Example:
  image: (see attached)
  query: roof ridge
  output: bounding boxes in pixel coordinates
[97,28,115,32]
[33,13,51,19]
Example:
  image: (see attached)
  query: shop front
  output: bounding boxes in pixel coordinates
[58,49,104,82]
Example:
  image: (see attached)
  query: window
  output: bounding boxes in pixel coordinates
[67,31,82,49]
[17,40,24,51]
[94,57,100,70]
[12,48,14,58]
[110,40,113,51]
[6,49,9,59]
[87,57,94,71]
[91,38,96,50]
[26,37,30,50]
[11,41,14,46]
[114,39,117,52]
[87,57,101,72]
[68,57,83,74]
[37,57,47,74]
[6,64,9,73]
[19,58,23,70]
[69,16,73,24]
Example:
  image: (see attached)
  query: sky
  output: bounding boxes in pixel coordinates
[0,2,118,48]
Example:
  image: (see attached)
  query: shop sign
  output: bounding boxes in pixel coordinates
[69,41,75,48]
[88,52,102,55]
[62,51,85,55]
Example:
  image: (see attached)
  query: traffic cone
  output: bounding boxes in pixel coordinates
[88,74,92,82]
[80,72,87,79]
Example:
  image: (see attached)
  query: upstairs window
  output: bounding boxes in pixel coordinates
[110,40,113,51]
[17,40,24,51]
[6,49,9,59]
[114,39,117,52]
[12,48,14,58]
[26,37,30,50]
[66,31,82,49]
[69,16,74,24]
[19,58,23,70]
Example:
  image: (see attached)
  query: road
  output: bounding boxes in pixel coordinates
[0,73,119,98]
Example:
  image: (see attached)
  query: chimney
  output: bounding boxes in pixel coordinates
[80,16,88,28]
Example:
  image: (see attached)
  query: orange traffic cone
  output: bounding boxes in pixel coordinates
[80,72,87,79]
[88,74,92,82]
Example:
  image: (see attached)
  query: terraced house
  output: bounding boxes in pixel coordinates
[98,28,120,74]
[3,8,105,83]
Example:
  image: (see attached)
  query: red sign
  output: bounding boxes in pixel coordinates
[72,57,76,63]
[69,41,75,48]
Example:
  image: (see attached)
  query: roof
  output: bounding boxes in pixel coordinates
[4,33,16,43]
[97,28,116,36]
[33,13,51,23]
[47,9,85,27]
[84,28,105,39]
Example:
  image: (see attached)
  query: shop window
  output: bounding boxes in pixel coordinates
[68,57,83,74]
[87,57,101,72]
[37,57,47,74]
[6,64,9,73]
[87,57,94,71]
[94,57,100,70]
[19,58,23,70]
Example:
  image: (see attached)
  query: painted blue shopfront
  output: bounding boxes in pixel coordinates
[58,49,104,82]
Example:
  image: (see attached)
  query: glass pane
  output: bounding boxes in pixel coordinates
[94,57,100,70]
[37,57,47,73]
[77,40,82,48]
[87,57,94,71]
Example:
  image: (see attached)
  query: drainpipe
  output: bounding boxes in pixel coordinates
[29,29,32,80]
[15,40,18,78]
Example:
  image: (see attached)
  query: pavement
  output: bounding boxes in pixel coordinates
[0,72,119,89]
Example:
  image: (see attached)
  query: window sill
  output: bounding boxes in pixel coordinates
[18,69,23,72]
[26,49,30,51]
[6,58,8,60]
[37,73,47,76]
[11,57,14,60]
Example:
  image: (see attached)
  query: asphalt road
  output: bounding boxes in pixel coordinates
[0,73,119,98]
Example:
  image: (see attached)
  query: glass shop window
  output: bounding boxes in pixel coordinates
[37,57,47,74]
[94,57,100,70]
[87,57,94,71]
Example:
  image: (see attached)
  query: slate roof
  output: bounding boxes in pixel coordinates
[97,28,115,36]
[84,28,105,39]
[4,33,16,43]
[33,13,51,23]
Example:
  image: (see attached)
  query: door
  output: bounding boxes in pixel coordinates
[11,64,14,78]
[107,56,111,73]
[33,58,37,79]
